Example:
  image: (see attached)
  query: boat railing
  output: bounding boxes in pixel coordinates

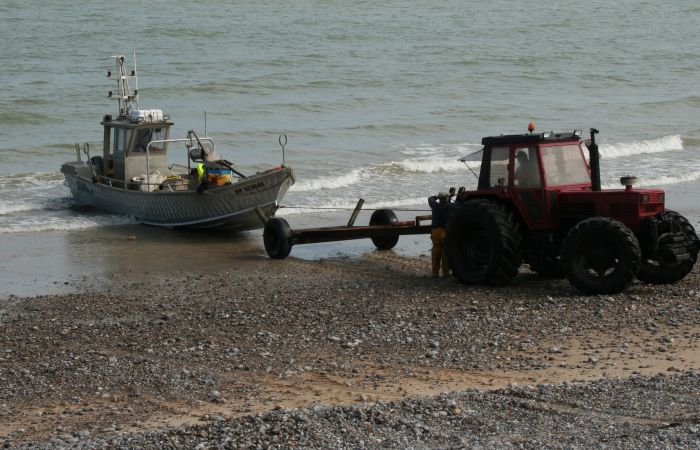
[145,136,216,186]
[93,175,187,192]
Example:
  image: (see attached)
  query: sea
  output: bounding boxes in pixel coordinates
[1,0,699,297]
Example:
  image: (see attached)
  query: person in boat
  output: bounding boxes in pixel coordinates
[428,191,453,278]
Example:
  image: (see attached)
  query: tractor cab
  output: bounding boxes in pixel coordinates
[462,127,665,233]
[475,129,590,192]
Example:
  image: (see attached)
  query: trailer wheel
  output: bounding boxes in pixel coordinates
[562,217,640,294]
[637,210,698,284]
[264,218,293,259]
[369,209,399,250]
[446,199,522,286]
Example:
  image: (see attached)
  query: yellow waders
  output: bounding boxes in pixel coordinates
[431,227,450,277]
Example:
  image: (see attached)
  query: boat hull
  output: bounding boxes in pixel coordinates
[62,166,294,230]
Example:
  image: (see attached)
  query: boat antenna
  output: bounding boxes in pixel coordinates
[204,111,207,137]
[108,54,139,118]
[132,50,138,95]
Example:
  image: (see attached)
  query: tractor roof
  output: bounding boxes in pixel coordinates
[482,131,582,147]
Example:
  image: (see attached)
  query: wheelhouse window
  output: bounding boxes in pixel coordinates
[489,146,509,187]
[132,127,166,153]
[112,127,131,157]
[540,144,590,186]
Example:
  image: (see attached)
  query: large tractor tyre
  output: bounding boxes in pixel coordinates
[369,209,399,250]
[637,210,699,284]
[446,199,523,286]
[528,253,564,278]
[561,217,641,294]
[263,217,293,259]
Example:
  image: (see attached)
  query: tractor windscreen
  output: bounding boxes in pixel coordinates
[540,144,590,187]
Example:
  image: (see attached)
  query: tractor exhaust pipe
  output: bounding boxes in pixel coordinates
[588,128,601,191]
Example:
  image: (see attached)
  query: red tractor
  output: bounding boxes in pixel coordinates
[447,127,699,294]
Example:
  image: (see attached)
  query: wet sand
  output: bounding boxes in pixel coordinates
[0,207,434,299]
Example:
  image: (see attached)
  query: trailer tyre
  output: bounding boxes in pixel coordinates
[446,200,522,286]
[562,217,640,294]
[264,218,293,259]
[369,209,399,250]
[637,210,698,284]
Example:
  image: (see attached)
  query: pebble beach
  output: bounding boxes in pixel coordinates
[1,250,698,448]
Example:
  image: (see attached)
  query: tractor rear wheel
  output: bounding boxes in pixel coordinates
[637,210,698,284]
[446,199,522,286]
[369,209,399,250]
[263,217,293,259]
[562,217,640,294]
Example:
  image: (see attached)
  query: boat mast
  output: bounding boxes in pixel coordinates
[108,54,139,118]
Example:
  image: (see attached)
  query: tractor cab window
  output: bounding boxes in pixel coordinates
[540,144,590,186]
[489,146,509,187]
[132,127,166,153]
[513,146,541,188]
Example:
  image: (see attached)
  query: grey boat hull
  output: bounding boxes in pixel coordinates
[62,166,294,230]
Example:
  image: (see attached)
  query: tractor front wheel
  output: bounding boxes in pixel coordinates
[637,210,698,284]
[562,217,641,294]
[446,200,522,286]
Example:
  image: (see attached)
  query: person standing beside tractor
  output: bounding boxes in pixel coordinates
[428,189,454,277]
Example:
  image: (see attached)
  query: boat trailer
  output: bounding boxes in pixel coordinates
[263,199,432,259]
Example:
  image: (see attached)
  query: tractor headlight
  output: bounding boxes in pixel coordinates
[659,193,665,203]
[641,193,649,203]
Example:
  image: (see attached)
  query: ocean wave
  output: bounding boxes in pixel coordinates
[403,142,482,156]
[0,214,134,234]
[395,136,685,166]
[0,172,70,215]
[278,196,430,217]
[640,170,700,187]
[290,143,478,192]
[380,156,466,174]
[0,110,57,125]
[0,171,65,187]
[601,170,700,189]
[292,168,366,192]
[374,141,481,174]
[600,135,683,159]
[363,196,430,211]
[0,201,42,215]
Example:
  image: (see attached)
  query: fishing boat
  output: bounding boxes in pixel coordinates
[61,54,294,230]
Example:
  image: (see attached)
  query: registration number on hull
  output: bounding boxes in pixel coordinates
[234,181,265,195]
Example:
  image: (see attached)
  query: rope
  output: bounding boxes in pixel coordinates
[279,205,432,212]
